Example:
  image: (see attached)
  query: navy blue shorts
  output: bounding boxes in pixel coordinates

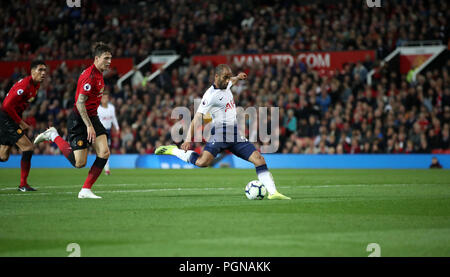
[203,125,256,161]
[106,129,111,145]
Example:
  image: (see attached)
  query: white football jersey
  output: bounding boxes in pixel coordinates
[97,103,119,130]
[197,81,236,128]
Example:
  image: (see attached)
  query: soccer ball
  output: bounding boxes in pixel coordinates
[245,180,267,200]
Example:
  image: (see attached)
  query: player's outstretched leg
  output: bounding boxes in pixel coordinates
[155,145,200,165]
[248,151,291,200]
[34,127,77,167]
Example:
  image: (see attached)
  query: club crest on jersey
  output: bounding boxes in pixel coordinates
[17,89,24,95]
[17,129,22,134]
[83,83,91,91]
[77,140,84,146]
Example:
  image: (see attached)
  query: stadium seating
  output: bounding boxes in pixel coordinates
[0,0,448,155]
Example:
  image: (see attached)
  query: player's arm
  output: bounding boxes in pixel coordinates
[230,72,247,86]
[112,106,120,132]
[76,94,96,143]
[2,90,31,130]
[182,91,211,151]
[181,112,203,151]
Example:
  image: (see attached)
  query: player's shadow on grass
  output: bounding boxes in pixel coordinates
[0,238,131,257]
[158,194,243,198]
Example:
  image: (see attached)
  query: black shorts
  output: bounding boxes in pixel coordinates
[0,110,24,146]
[67,112,108,150]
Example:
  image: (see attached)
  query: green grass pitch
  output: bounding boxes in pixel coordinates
[0,168,449,257]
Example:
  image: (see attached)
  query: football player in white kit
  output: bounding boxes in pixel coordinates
[97,94,119,175]
[156,64,290,200]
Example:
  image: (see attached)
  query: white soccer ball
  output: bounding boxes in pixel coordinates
[245,180,267,200]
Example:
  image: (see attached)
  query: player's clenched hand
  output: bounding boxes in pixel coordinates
[237,72,247,80]
[87,126,96,143]
[181,141,192,151]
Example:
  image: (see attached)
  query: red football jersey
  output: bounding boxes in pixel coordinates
[73,64,105,116]
[1,76,40,123]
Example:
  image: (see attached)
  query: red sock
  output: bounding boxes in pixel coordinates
[54,136,76,167]
[82,157,108,189]
[20,151,32,187]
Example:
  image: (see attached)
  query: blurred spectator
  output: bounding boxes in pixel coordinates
[284,109,297,137]
[429,157,443,169]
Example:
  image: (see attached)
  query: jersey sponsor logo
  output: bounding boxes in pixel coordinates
[17,89,24,95]
[98,87,105,97]
[225,99,236,112]
[83,83,91,91]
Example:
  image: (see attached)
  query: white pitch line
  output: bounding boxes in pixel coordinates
[0,183,146,191]
[0,186,251,197]
[0,183,436,191]
[0,183,446,197]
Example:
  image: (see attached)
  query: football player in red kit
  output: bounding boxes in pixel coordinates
[0,60,47,191]
[34,43,111,199]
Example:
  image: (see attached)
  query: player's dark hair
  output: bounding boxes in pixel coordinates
[93,42,112,57]
[215,64,231,76]
[30,60,47,70]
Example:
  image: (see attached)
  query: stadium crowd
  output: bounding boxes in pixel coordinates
[0,0,449,155]
[1,0,447,60]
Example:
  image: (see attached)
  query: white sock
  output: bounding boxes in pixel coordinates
[172,148,194,163]
[50,131,58,141]
[105,159,110,171]
[258,171,277,195]
[81,188,91,192]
